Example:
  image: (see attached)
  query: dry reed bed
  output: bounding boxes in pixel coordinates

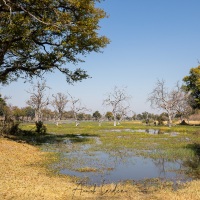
[0,137,200,200]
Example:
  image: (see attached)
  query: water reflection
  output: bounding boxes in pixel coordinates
[41,134,200,185]
[59,151,191,185]
[104,129,179,136]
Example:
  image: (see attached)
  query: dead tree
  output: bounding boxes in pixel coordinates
[103,86,131,126]
[148,80,191,127]
[174,91,193,123]
[52,93,68,124]
[116,104,130,125]
[68,93,89,126]
[26,81,50,122]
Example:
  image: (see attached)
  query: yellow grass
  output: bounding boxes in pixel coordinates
[0,137,200,200]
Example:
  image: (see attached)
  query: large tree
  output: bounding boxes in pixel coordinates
[0,0,109,84]
[183,65,200,109]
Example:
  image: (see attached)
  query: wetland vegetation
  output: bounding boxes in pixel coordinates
[19,121,200,185]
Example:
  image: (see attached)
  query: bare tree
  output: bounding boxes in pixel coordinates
[116,104,130,125]
[103,86,131,126]
[26,81,50,122]
[174,91,193,123]
[52,93,68,122]
[68,93,89,126]
[148,80,191,127]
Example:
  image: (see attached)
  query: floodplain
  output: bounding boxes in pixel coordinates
[1,121,200,199]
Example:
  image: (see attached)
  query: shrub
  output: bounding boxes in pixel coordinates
[35,121,47,135]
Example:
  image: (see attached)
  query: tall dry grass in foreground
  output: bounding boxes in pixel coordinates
[0,137,200,200]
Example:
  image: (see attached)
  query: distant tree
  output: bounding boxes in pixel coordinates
[103,86,131,126]
[105,111,113,121]
[52,93,68,120]
[0,0,109,84]
[93,111,102,121]
[63,111,74,119]
[68,93,89,126]
[42,108,54,121]
[174,92,193,122]
[23,106,35,121]
[0,94,7,116]
[136,114,143,120]
[183,65,200,109]
[0,95,15,135]
[116,104,130,125]
[26,81,50,122]
[156,113,168,125]
[148,80,190,127]
[130,111,137,120]
[84,114,92,120]
[11,106,25,121]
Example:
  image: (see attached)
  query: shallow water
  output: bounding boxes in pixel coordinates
[41,134,196,185]
[60,151,190,185]
[104,129,179,136]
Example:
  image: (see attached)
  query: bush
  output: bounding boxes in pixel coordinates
[35,121,47,135]
[10,122,20,135]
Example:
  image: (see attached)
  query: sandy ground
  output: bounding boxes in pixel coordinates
[0,137,200,200]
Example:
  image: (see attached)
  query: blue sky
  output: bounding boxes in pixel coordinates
[1,0,200,114]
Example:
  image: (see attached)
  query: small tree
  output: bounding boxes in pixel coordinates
[93,110,103,126]
[93,111,102,121]
[105,111,113,121]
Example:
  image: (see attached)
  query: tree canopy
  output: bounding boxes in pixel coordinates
[183,65,200,109]
[0,0,109,84]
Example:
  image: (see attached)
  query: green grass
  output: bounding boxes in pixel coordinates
[19,121,200,178]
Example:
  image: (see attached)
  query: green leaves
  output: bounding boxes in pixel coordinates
[183,66,200,109]
[0,0,109,84]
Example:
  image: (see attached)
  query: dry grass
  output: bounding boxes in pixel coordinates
[0,137,200,200]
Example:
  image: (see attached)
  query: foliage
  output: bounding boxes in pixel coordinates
[183,65,200,109]
[9,122,21,135]
[0,0,109,84]
[35,121,47,135]
[23,106,35,119]
[0,94,7,116]
[105,111,113,120]
[92,110,101,120]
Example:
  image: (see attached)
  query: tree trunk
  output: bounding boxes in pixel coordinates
[168,115,172,127]
[75,120,79,126]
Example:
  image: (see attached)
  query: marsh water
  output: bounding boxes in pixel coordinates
[41,129,198,185]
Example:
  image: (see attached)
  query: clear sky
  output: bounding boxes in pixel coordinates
[1,0,200,115]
